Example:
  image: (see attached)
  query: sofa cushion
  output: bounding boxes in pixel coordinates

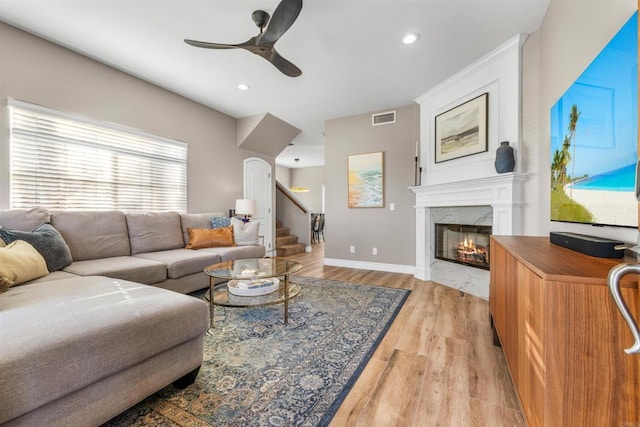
[231,217,260,246]
[0,276,208,424]
[0,207,50,231]
[126,211,185,255]
[50,210,130,261]
[63,256,167,285]
[200,244,266,262]
[0,223,73,271]
[134,249,221,279]
[153,273,211,294]
[179,212,224,245]
[25,270,79,284]
[0,240,49,287]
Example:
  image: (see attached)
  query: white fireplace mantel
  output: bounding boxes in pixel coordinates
[409,172,526,284]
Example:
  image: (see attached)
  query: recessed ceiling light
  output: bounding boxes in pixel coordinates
[402,33,420,45]
[238,83,250,91]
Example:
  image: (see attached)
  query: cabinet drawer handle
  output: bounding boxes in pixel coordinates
[608,263,640,354]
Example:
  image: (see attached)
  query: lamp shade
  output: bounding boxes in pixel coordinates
[235,199,256,216]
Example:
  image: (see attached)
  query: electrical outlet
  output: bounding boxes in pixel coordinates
[372,247,378,255]
[350,246,355,253]
[390,203,395,211]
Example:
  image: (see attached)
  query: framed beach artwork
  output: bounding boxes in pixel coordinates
[348,151,384,208]
[434,93,488,163]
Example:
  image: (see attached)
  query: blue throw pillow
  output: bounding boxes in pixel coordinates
[0,223,73,272]
[211,216,232,229]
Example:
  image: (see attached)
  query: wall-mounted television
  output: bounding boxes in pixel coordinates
[550,13,638,229]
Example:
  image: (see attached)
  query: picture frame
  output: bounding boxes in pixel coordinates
[434,93,488,163]
[348,151,384,208]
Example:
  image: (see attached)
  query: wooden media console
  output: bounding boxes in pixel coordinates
[489,235,640,426]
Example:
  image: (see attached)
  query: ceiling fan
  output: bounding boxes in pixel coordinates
[184,0,303,77]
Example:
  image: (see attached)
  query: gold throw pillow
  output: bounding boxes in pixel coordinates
[0,240,49,289]
[186,226,236,249]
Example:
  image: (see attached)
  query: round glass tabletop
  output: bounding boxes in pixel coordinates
[204,257,302,281]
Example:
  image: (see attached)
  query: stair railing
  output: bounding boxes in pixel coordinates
[276,181,310,214]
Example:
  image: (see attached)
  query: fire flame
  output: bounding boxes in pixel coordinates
[462,237,475,251]
[447,230,489,267]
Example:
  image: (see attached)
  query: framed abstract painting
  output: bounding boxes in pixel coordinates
[434,93,488,163]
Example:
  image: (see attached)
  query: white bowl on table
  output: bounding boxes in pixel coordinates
[227,278,280,296]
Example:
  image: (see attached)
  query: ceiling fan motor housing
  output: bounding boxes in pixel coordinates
[252,10,270,30]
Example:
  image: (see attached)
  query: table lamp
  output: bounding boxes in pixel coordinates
[235,199,256,223]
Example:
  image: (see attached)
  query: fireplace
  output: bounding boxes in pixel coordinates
[435,223,491,270]
[410,173,525,299]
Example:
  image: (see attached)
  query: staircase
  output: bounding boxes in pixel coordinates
[276,218,306,256]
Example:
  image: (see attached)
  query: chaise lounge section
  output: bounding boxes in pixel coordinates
[0,207,265,425]
[1,276,209,426]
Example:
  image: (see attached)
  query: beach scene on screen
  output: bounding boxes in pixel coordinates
[550,13,638,228]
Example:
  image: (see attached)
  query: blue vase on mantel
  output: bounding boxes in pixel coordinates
[494,141,515,173]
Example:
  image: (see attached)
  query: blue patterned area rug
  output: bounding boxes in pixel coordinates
[105,276,410,427]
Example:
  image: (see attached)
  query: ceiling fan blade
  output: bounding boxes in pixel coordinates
[184,39,238,49]
[259,0,302,45]
[269,48,302,77]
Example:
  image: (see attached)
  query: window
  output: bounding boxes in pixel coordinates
[8,99,187,212]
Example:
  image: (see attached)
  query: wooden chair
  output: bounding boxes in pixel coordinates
[313,213,325,243]
[310,213,319,243]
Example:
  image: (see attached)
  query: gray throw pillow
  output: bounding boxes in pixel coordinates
[0,223,73,271]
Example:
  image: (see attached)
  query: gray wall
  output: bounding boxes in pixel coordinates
[291,166,324,213]
[0,22,274,214]
[324,104,418,265]
[521,0,637,243]
[275,166,292,188]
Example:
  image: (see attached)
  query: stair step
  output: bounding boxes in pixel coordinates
[276,227,290,237]
[277,243,306,257]
[276,218,283,228]
[276,235,298,246]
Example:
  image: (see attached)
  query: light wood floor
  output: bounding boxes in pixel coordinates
[284,243,524,427]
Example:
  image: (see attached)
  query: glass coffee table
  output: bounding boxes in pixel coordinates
[204,258,302,327]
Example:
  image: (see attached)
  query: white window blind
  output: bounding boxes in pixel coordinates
[8,100,187,212]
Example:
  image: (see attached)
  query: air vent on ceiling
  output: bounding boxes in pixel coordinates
[371,111,396,126]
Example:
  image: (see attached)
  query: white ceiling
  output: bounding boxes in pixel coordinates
[0,0,550,168]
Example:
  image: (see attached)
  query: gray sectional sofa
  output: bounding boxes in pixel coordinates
[0,208,265,426]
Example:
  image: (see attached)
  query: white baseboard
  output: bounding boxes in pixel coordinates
[324,258,415,275]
